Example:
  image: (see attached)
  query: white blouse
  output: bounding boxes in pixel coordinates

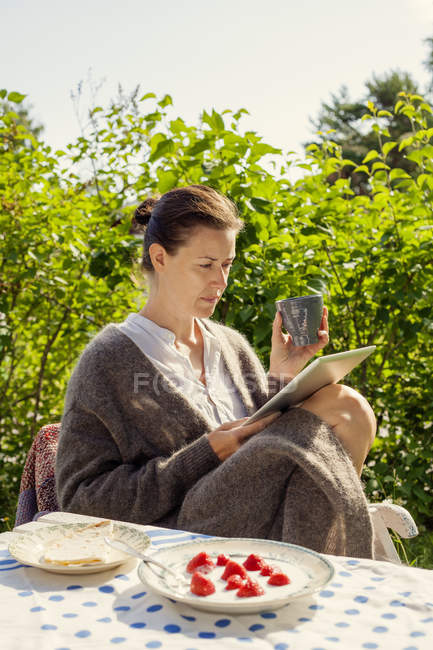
[117,313,248,427]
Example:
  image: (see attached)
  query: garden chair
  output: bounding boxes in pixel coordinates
[15,423,60,527]
[14,423,419,564]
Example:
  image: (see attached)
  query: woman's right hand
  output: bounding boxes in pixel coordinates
[207,412,280,461]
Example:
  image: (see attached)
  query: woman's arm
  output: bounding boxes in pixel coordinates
[56,402,221,524]
[56,326,224,525]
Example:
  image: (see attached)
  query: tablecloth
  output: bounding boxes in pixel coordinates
[0,512,432,650]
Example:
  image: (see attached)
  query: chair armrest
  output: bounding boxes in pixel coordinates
[368,502,418,539]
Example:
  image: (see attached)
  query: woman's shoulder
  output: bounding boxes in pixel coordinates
[71,323,140,377]
[79,323,128,353]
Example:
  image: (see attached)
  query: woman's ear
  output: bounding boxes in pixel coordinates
[148,243,167,272]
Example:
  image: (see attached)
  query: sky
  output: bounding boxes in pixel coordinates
[2,0,433,165]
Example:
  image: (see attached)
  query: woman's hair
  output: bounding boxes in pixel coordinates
[133,185,243,272]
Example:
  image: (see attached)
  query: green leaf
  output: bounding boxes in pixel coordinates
[169,117,187,134]
[157,94,173,108]
[353,164,370,174]
[372,161,390,172]
[211,109,225,132]
[157,170,178,193]
[251,143,281,157]
[300,226,319,236]
[148,137,175,163]
[406,150,423,165]
[382,141,397,157]
[0,89,7,99]
[7,91,26,103]
[89,251,115,278]
[306,277,328,294]
[233,107,250,120]
[389,168,412,181]
[250,197,272,214]
[399,136,414,151]
[420,101,433,114]
[187,138,212,156]
[202,109,225,132]
[140,92,156,101]
[416,173,429,188]
[362,150,380,164]
[412,485,431,504]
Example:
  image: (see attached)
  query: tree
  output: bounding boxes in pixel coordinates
[309,71,421,193]
[0,89,43,146]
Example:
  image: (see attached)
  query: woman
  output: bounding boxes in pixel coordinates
[56,185,376,557]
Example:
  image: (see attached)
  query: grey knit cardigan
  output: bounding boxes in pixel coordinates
[56,318,373,558]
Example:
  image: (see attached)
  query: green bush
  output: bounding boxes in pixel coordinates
[1,89,432,566]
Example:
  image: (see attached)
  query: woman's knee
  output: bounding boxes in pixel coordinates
[303,383,376,446]
[336,384,375,439]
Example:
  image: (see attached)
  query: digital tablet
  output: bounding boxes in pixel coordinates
[247,345,376,424]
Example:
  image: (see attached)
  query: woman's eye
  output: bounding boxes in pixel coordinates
[199,262,232,269]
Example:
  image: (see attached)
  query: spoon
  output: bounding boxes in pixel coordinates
[104,536,187,587]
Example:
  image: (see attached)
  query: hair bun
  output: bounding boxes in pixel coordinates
[133,197,158,227]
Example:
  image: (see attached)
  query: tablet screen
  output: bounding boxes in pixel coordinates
[247,346,376,424]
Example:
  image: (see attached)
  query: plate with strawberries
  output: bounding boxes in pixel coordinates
[137,537,334,613]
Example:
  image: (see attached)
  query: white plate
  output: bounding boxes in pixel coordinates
[8,523,150,574]
[138,537,334,614]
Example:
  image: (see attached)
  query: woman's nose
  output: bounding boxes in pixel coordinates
[211,267,228,288]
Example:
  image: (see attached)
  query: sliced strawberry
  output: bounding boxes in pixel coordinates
[268,571,291,586]
[243,553,266,571]
[216,553,230,566]
[186,551,215,574]
[221,560,248,581]
[225,574,244,590]
[237,577,265,598]
[260,563,280,576]
[190,571,216,596]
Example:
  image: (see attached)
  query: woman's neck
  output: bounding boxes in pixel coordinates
[139,301,198,347]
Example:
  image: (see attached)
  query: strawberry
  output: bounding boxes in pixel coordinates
[268,571,290,586]
[260,564,280,576]
[243,553,266,571]
[225,574,244,590]
[190,571,216,596]
[186,551,215,574]
[221,560,248,581]
[237,577,265,598]
[216,553,230,566]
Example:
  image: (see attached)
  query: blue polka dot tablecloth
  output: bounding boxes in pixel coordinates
[1,513,432,650]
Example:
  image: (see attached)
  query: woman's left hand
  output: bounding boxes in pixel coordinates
[269,306,329,383]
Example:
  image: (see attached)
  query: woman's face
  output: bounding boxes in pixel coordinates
[153,226,237,320]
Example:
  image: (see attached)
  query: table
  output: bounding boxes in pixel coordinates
[1,512,432,650]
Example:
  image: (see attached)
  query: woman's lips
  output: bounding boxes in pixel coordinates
[202,296,219,303]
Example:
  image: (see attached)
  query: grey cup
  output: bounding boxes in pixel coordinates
[275,294,324,346]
